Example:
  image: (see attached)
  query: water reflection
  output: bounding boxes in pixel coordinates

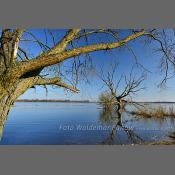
[99,109,144,145]
[1,102,175,144]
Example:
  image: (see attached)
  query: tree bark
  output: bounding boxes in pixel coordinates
[0,92,15,138]
[0,77,37,138]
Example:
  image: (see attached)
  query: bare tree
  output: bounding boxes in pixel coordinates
[98,64,145,111]
[0,28,174,136]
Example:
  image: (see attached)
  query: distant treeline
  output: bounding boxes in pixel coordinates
[16,99,91,103]
[15,99,175,103]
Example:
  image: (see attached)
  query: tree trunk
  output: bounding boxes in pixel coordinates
[0,93,14,138]
[0,77,36,139]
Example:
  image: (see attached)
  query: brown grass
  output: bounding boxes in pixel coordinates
[130,105,175,118]
[145,140,175,145]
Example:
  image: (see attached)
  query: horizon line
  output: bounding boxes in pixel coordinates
[16,99,175,103]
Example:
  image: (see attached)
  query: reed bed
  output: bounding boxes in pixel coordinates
[130,105,175,118]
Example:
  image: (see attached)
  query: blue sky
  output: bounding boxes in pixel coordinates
[17,29,175,102]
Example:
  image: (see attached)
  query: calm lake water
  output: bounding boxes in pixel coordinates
[1,102,175,145]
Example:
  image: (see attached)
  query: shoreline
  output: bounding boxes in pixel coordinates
[15,100,175,103]
[15,99,96,103]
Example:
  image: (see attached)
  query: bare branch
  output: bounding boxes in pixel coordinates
[47,29,81,55]
[144,30,175,86]
[116,67,145,99]
[18,47,29,60]
[17,30,145,78]
[74,29,119,40]
[23,31,51,51]
[35,77,80,93]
